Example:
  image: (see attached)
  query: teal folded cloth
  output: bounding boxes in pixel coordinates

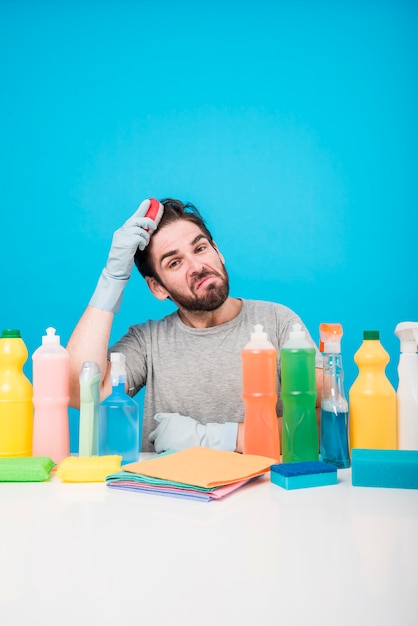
[0,456,56,482]
[106,470,217,492]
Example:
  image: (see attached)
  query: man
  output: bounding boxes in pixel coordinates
[67,198,323,453]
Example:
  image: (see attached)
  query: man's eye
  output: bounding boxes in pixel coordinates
[168,259,179,269]
[196,245,206,253]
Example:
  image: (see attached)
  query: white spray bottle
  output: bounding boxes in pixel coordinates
[79,361,101,456]
[395,321,418,450]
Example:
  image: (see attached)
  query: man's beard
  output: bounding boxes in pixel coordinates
[160,267,230,312]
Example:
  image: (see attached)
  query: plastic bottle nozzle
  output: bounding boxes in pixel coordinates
[251,324,267,340]
[289,323,305,339]
[319,323,343,353]
[395,322,418,353]
[42,327,60,345]
[79,361,100,382]
[110,352,127,386]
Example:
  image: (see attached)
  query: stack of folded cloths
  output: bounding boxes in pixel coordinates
[105,447,277,501]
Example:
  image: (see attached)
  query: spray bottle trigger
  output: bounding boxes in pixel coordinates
[319,323,343,353]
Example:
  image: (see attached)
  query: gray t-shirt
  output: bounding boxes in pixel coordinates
[110,299,322,452]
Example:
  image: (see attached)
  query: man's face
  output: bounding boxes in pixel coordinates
[147,220,229,311]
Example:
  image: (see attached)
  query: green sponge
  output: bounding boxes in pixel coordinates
[270,460,338,490]
[351,449,418,489]
[0,456,56,482]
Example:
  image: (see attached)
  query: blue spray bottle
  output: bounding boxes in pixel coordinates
[319,323,350,468]
[98,353,142,464]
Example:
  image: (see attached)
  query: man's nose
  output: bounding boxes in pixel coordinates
[187,256,205,274]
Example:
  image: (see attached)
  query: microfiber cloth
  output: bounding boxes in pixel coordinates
[56,455,122,482]
[105,447,270,501]
[106,469,217,491]
[106,478,255,501]
[0,456,56,482]
[122,446,276,488]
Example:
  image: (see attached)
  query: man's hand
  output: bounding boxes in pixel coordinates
[149,413,239,453]
[89,199,163,314]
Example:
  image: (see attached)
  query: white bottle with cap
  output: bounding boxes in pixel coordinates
[395,321,418,450]
[32,327,70,463]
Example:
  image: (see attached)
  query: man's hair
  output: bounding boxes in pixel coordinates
[134,198,214,280]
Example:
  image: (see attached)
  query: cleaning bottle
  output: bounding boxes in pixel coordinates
[0,329,33,457]
[349,330,397,450]
[79,361,101,456]
[242,324,280,460]
[98,352,142,464]
[280,323,318,463]
[394,322,418,450]
[32,327,70,464]
[319,323,350,468]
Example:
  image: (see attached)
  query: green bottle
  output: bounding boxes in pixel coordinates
[280,323,318,462]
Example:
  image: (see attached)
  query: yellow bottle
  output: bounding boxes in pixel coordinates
[0,329,33,457]
[349,330,397,450]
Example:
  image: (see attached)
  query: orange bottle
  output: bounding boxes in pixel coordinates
[349,330,397,449]
[242,324,280,460]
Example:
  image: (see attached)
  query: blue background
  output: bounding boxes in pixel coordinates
[1,1,417,451]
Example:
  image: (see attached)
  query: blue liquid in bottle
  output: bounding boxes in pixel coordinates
[320,403,350,468]
[98,353,142,464]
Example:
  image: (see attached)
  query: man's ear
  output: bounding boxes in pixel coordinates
[212,241,225,265]
[145,276,169,301]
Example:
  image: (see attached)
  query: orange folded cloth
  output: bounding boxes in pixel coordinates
[123,447,277,488]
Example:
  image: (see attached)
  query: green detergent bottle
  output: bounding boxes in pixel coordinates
[281,323,318,463]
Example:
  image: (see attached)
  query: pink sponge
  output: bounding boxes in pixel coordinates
[146,198,164,229]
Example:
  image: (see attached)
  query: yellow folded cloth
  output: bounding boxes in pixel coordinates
[56,455,122,482]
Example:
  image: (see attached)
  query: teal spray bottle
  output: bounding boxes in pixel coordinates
[98,353,142,464]
[319,323,350,468]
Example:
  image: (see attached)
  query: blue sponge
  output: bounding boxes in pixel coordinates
[270,461,338,490]
[351,449,418,490]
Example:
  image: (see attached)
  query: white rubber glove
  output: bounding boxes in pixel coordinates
[89,199,162,313]
[149,413,238,453]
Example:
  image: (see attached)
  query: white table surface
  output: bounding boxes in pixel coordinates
[0,460,417,626]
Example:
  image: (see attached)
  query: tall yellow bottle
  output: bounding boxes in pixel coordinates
[349,330,397,449]
[0,329,33,457]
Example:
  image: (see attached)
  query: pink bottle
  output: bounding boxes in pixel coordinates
[32,327,70,464]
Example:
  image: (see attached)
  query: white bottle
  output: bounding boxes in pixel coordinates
[32,327,70,463]
[79,361,101,457]
[395,321,418,450]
